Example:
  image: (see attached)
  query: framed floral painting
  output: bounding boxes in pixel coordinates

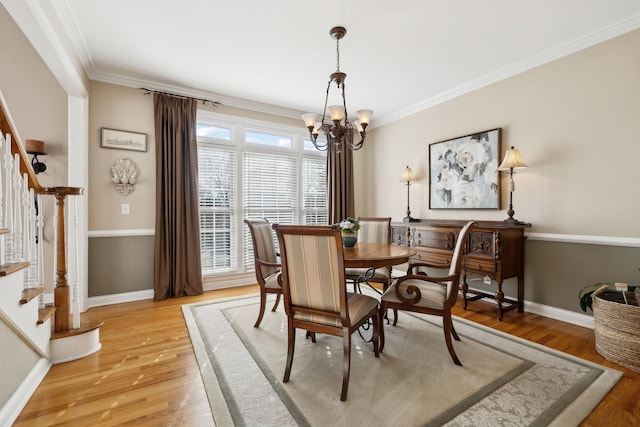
[429,128,501,209]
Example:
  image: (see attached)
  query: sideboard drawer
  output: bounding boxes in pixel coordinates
[463,258,497,274]
[411,250,451,267]
[412,227,457,250]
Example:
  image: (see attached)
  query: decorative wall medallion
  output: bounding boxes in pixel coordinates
[111,158,139,196]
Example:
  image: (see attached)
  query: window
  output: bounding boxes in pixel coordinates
[197,111,327,276]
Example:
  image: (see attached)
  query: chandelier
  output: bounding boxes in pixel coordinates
[302,26,373,152]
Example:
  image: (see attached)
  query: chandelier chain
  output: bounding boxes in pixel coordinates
[336,37,340,71]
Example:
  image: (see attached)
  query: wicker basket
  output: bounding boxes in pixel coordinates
[592,287,640,373]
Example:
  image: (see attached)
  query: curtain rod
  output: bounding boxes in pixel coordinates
[140,87,222,107]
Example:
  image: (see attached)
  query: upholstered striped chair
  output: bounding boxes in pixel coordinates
[380,220,476,366]
[274,224,380,401]
[244,218,282,327]
[345,217,393,293]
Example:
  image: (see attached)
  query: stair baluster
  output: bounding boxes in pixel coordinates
[4,137,13,263]
[12,154,22,263]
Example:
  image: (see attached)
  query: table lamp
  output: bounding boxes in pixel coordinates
[402,166,419,222]
[498,146,528,224]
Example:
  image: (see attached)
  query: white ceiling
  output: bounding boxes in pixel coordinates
[46,0,640,125]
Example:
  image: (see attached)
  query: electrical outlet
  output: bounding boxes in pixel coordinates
[121,204,130,215]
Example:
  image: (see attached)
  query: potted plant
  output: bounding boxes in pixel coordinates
[338,217,360,248]
[578,282,611,312]
[578,282,637,312]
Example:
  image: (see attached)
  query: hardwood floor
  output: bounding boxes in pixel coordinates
[14,285,640,426]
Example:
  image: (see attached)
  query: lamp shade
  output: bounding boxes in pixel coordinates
[301,113,318,128]
[498,146,528,170]
[356,109,373,125]
[402,166,415,182]
[327,105,345,121]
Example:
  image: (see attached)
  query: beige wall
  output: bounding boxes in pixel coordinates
[358,29,640,238]
[89,82,156,230]
[88,81,302,231]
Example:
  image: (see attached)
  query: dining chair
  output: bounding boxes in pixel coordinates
[345,217,393,293]
[274,224,381,401]
[379,220,476,366]
[244,218,282,327]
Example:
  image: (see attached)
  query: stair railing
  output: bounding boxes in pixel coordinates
[0,101,83,335]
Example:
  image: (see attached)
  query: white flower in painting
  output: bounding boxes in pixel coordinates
[455,140,490,180]
[451,181,481,208]
[436,168,459,191]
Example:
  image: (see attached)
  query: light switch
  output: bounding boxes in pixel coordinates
[121,204,130,215]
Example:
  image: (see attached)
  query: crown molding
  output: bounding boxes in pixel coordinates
[374,13,640,128]
[89,72,305,120]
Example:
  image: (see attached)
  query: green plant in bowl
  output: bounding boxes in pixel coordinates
[579,282,637,312]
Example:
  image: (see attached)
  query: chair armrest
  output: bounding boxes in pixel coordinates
[393,273,458,304]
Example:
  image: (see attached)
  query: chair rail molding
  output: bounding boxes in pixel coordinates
[528,232,640,248]
[89,229,155,237]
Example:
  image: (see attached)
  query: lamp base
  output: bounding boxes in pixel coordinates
[502,217,527,226]
[403,216,420,223]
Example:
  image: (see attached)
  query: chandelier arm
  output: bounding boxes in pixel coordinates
[341,81,349,129]
[320,78,332,125]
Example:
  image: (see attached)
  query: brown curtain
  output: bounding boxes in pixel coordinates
[153,93,203,300]
[327,144,355,224]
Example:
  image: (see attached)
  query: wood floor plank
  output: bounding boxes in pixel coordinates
[13,285,640,426]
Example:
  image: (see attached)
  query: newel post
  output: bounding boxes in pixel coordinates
[45,186,83,333]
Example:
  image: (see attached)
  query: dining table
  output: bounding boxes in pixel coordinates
[342,242,416,269]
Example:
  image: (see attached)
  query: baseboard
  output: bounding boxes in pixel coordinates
[203,273,255,290]
[88,289,154,308]
[524,300,594,329]
[86,275,256,308]
[0,357,51,426]
[463,286,594,329]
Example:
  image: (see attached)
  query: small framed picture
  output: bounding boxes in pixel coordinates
[101,127,147,152]
[429,128,501,209]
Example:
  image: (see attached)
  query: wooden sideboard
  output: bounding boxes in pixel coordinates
[391,219,531,320]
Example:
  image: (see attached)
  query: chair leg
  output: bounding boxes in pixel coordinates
[283,324,296,382]
[372,309,380,357]
[254,289,267,327]
[443,313,462,366]
[305,331,317,342]
[341,329,351,401]
[451,322,460,341]
[382,279,398,325]
[378,304,386,352]
[271,293,281,312]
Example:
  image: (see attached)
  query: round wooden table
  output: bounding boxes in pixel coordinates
[342,242,415,268]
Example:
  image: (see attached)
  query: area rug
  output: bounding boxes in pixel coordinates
[182,294,622,427]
